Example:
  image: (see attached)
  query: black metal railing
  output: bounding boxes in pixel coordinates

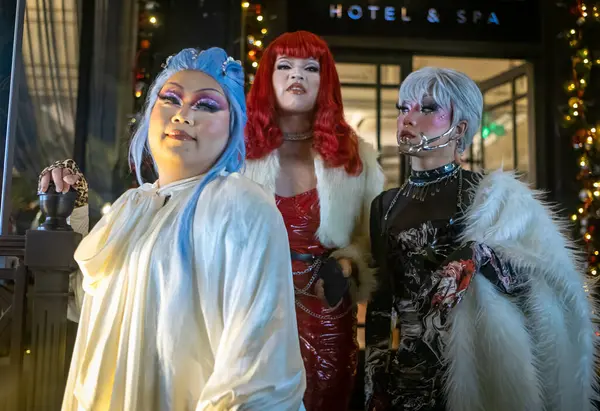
[0,237,27,410]
[0,229,80,411]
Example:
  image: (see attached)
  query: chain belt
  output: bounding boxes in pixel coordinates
[292,255,352,320]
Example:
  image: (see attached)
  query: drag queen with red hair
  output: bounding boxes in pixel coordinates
[244,31,384,410]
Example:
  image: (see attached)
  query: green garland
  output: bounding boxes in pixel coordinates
[563,1,600,282]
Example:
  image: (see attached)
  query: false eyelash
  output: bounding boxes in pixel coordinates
[194,100,220,112]
[158,94,180,104]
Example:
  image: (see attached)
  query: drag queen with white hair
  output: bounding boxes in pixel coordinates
[365,67,597,411]
[39,47,306,410]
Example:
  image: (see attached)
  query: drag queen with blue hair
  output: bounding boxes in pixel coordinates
[40,47,306,410]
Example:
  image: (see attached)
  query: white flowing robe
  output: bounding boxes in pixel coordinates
[62,173,306,411]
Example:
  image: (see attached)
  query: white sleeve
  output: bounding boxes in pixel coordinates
[69,204,89,236]
[67,204,89,323]
[196,199,306,411]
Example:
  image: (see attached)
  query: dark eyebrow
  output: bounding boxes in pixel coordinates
[164,82,225,96]
[195,87,225,96]
[275,56,319,65]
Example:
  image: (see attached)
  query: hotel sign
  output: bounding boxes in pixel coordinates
[287,1,540,43]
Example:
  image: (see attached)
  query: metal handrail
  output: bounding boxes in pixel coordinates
[0,0,26,236]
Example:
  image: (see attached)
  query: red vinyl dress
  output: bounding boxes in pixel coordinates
[275,188,358,411]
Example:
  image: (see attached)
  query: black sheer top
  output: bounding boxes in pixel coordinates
[365,164,518,411]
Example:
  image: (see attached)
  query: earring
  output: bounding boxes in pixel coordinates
[455,140,465,155]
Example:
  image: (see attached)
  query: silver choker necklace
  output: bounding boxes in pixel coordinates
[384,163,462,221]
[282,131,313,141]
[399,163,461,202]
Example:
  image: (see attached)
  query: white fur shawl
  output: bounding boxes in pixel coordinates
[243,138,385,303]
[445,169,598,411]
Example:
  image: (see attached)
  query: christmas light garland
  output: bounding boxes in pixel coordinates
[241,1,269,90]
[563,1,600,282]
[133,1,164,112]
[128,0,164,185]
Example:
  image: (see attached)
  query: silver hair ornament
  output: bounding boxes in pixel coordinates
[221,56,242,75]
[161,54,174,69]
[160,49,203,69]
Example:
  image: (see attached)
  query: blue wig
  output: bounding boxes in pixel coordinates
[128,48,246,388]
[129,47,246,182]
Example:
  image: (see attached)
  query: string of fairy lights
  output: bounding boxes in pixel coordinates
[563,1,600,280]
[132,1,268,101]
[242,1,269,90]
[123,1,166,186]
[133,1,164,113]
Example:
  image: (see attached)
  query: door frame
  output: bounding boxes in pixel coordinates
[333,51,536,185]
[476,63,536,184]
[333,50,414,184]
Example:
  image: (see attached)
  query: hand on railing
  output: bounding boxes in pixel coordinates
[38,159,88,207]
[37,160,88,231]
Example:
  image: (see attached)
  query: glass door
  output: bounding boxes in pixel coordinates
[336,56,413,191]
[469,64,534,182]
[335,56,412,345]
[334,56,412,410]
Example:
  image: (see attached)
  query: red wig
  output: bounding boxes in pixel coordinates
[245,31,362,175]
